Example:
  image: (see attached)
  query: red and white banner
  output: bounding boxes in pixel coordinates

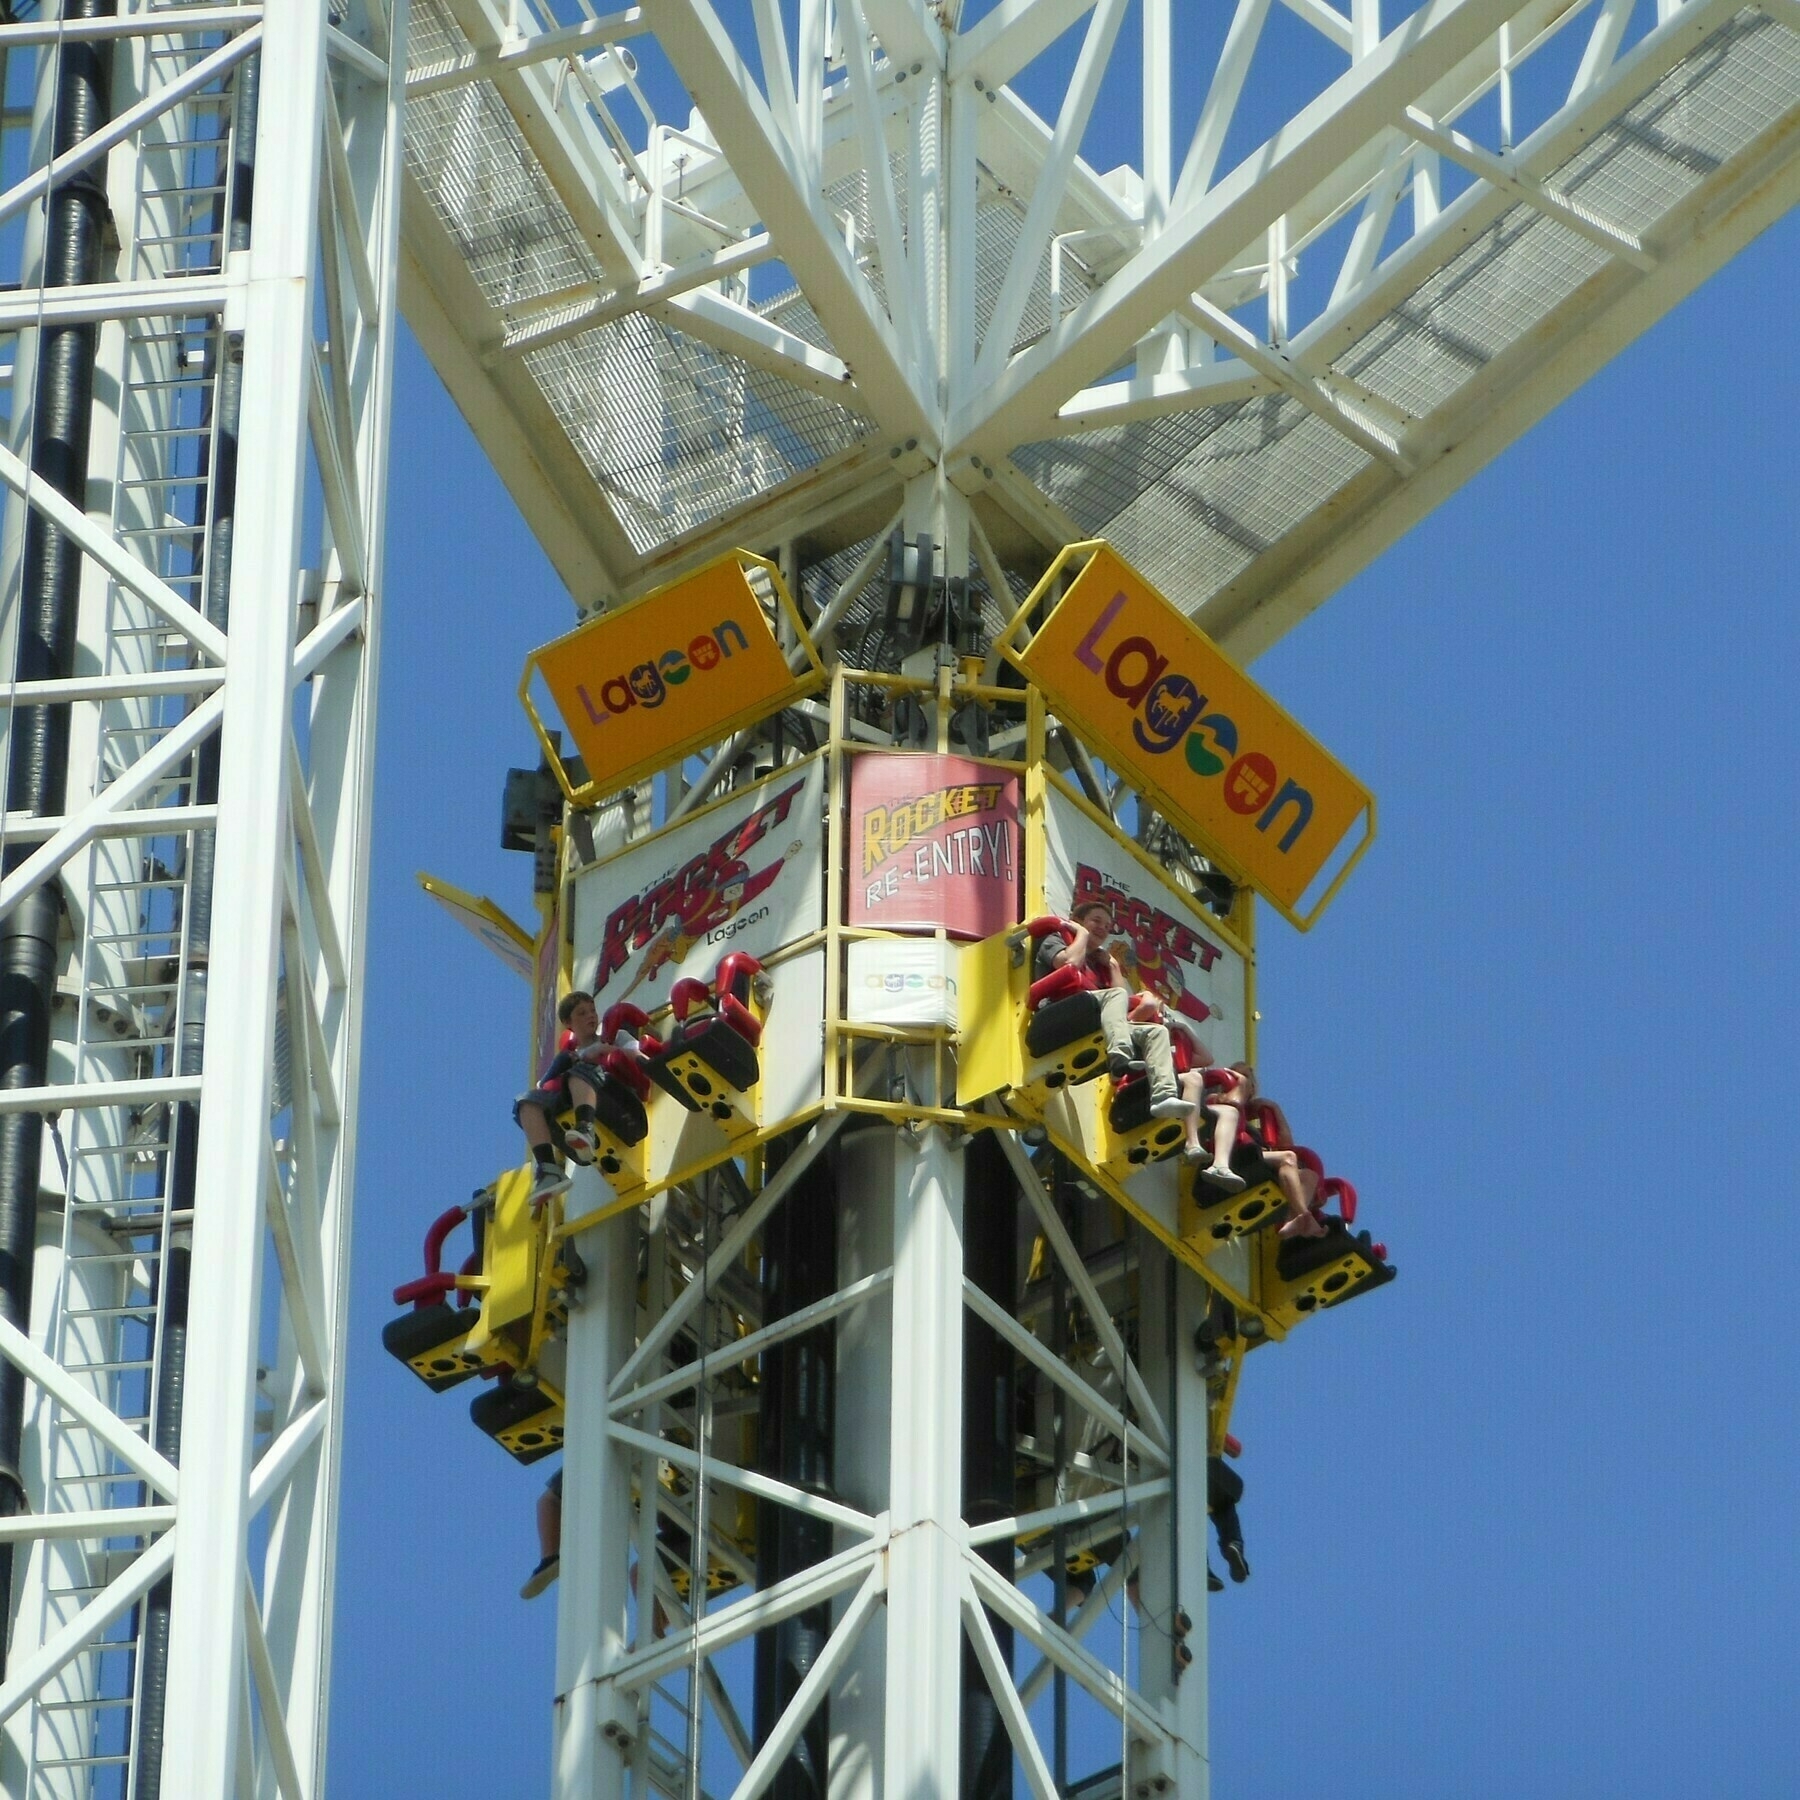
[572,756,826,1019]
[847,752,1022,940]
[1042,785,1248,1066]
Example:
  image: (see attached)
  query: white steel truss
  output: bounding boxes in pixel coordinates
[0,2,403,1796]
[0,0,1781,1793]
[396,0,1800,655]
[555,1113,1214,1800]
[382,5,1800,1797]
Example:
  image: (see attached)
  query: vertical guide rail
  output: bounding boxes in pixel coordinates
[152,0,315,1787]
[257,0,409,1785]
[883,1125,965,1797]
[554,1209,638,1800]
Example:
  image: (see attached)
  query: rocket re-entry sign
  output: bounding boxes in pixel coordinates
[847,752,1022,939]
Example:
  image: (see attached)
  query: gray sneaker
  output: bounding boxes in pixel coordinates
[529,1163,571,1206]
[1149,1095,1196,1119]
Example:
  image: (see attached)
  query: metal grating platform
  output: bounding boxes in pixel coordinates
[397,0,1800,645]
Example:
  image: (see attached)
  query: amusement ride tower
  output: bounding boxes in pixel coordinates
[0,0,1796,1797]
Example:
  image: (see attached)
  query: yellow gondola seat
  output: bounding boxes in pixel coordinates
[1101,1071,1188,1169]
[381,1199,491,1390]
[1181,1142,1289,1243]
[554,1004,655,1182]
[1261,1214,1394,1326]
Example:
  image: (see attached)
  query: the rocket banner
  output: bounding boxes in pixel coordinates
[571,755,826,1020]
[1042,781,1248,1067]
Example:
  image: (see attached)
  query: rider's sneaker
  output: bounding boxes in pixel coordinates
[562,1120,598,1165]
[521,1554,560,1599]
[529,1163,571,1207]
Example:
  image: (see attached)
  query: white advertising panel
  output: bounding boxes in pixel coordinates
[846,937,960,1027]
[1042,783,1248,1067]
[572,756,826,1020]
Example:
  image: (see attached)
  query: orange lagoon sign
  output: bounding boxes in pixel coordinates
[523,551,825,805]
[1004,544,1374,929]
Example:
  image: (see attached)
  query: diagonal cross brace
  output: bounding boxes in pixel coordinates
[953,0,1519,454]
[641,0,936,444]
[0,441,230,665]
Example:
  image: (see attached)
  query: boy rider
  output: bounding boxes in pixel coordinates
[1034,899,1194,1120]
[514,990,616,1206]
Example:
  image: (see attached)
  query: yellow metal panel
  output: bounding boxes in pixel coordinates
[523,550,826,805]
[1003,543,1374,930]
[483,1164,542,1338]
[954,929,1024,1105]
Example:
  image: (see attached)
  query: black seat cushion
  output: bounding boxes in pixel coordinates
[1025,990,1106,1058]
[381,1302,478,1391]
[590,1075,648,1146]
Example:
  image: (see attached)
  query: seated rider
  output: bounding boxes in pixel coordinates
[1034,899,1193,1121]
[1256,1094,1329,1239]
[1196,1068,1326,1239]
[1194,1060,1253,1183]
[514,990,631,1207]
[1121,995,1215,1161]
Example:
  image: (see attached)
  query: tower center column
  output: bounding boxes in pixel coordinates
[882,1124,965,1797]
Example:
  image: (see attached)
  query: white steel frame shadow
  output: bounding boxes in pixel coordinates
[0,1,405,1794]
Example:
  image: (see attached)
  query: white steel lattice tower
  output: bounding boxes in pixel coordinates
[0,2,403,1795]
[386,4,1800,1800]
[0,0,1795,1794]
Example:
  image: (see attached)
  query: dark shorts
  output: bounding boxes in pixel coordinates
[513,1085,565,1128]
[547,1467,563,1500]
[513,1064,605,1128]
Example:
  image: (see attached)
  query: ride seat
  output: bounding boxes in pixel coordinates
[1182,1143,1287,1242]
[540,1005,653,1184]
[382,1202,496,1390]
[1102,1071,1187,1168]
[644,952,766,1125]
[469,1376,564,1464]
[1263,1218,1394,1326]
[383,1299,481,1391]
[1020,918,1109,1091]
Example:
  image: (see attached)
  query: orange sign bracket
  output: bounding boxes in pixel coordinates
[1000,541,1375,931]
[522,549,826,808]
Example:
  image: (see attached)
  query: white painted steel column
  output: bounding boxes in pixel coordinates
[1135,1263,1210,1797]
[882,1126,964,1797]
[554,1212,637,1800]
[257,4,408,1786]
[157,5,327,1790]
[829,1124,894,1800]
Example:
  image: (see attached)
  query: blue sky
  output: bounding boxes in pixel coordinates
[327,89,1800,1800]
